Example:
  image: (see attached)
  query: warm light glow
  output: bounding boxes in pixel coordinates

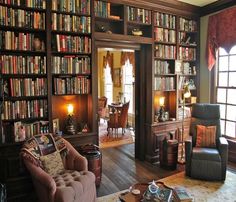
[67,104,74,115]
[159,97,165,106]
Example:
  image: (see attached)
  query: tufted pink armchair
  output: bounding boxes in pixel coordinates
[21,135,96,202]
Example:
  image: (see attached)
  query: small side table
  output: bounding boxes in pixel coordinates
[76,144,102,186]
[159,138,178,170]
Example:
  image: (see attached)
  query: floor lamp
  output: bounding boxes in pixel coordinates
[178,84,191,164]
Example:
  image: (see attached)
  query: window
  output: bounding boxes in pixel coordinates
[104,64,113,105]
[216,47,236,138]
[123,60,134,114]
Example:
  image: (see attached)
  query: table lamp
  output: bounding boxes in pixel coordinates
[158,96,165,122]
[178,84,191,164]
[66,104,76,135]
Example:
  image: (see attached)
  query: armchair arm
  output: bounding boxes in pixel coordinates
[185,137,193,176]
[64,140,88,171]
[218,137,228,180]
[22,157,56,201]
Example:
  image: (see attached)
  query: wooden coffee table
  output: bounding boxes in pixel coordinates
[119,181,177,202]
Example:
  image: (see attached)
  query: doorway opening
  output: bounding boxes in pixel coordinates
[97,48,135,148]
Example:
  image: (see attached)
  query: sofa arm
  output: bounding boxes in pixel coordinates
[22,157,56,199]
[218,137,228,180]
[185,137,192,176]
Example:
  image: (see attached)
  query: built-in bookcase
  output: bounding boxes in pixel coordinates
[0,1,48,142]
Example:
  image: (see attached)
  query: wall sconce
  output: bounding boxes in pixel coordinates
[66,104,76,135]
[158,97,165,122]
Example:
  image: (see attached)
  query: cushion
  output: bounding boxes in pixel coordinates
[196,125,216,148]
[40,151,65,176]
[192,147,221,162]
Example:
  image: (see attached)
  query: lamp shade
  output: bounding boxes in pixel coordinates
[67,104,74,115]
[183,85,191,98]
[159,97,165,107]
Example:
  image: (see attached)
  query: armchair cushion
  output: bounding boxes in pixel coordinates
[192,147,221,162]
[196,125,216,148]
[40,151,65,176]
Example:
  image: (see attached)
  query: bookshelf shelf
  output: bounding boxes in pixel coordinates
[2,117,48,123]
[154,41,176,45]
[51,10,90,17]
[53,93,90,96]
[4,96,48,101]
[127,21,151,26]
[2,74,47,78]
[52,73,91,77]
[154,25,176,30]
[51,30,91,36]
[95,16,123,22]
[0,26,45,33]
[0,3,46,12]
[51,52,91,56]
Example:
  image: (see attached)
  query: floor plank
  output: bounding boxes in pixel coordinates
[96,143,184,197]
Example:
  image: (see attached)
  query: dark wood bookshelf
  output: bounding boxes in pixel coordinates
[53,93,90,96]
[52,73,91,77]
[127,21,151,26]
[95,16,123,22]
[0,50,46,55]
[2,117,48,123]
[3,96,47,101]
[0,26,45,33]
[51,52,91,56]
[154,41,176,45]
[0,3,46,12]
[51,30,91,36]
[2,74,47,78]
[51,10,90,17]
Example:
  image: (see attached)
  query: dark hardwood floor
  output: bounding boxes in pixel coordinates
[96,143,184,197]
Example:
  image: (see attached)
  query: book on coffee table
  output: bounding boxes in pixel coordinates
[173,186,193,202]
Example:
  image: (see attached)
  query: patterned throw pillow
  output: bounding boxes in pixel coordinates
[40,151,65,176]
[196,125,216,148]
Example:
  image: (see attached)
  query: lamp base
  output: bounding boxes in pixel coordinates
[66,115,76,135]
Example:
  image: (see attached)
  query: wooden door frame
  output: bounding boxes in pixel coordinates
[94,40,147,160]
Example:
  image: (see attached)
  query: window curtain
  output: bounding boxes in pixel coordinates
[207,7,236,71]
[103,51,114,80]
[120,51,135,76]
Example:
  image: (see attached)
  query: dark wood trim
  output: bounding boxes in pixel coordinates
[200,0,236,17]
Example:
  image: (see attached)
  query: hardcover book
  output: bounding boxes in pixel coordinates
[173,186,193,202]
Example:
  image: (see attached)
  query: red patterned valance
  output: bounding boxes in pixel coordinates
[120,51,135,76]
[207,7,236,71]
[103,51,114,80]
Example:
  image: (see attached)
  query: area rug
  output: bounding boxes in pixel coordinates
[97,171,236,202]
[99,121,134,148]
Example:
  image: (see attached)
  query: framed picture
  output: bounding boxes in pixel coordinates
[113,68,121,87]
[175,60,183,74]
[53,118,60,134]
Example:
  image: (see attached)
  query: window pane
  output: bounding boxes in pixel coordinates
[219,56,228,71]
[229,72,236,87]
[225,121,236,137]
[217,88,226,103]
[226,105,236,121]
[228,89,236,104]
[220,104,226,119]
[219,47,228,56]
[229,55,236,71]
[218,72,228,87]
[229,45,236,54]
[221,120,225,135]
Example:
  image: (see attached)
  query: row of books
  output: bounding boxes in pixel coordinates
[0,0,46,9]
[52,34,91,53]
[154,77,175,91]
[154,12,176,29]
[5,78,47,97]
[178,47,196,61]
[155,44,176,59]
[52,14,91,33]
[52,0,90,15]
[52,56,90,74]
[1,55,46,74]
[95,1,111,18]
[0,31,45,51]
[54,77,90,95]
[2,99,48,120]
[127,6,151,24]
[14,121,49,142]
[179,17,197,32]
[0,6,45,29]
[154,27,176,43]
[154,60,171,75]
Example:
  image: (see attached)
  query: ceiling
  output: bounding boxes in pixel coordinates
[178,0,218,7]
